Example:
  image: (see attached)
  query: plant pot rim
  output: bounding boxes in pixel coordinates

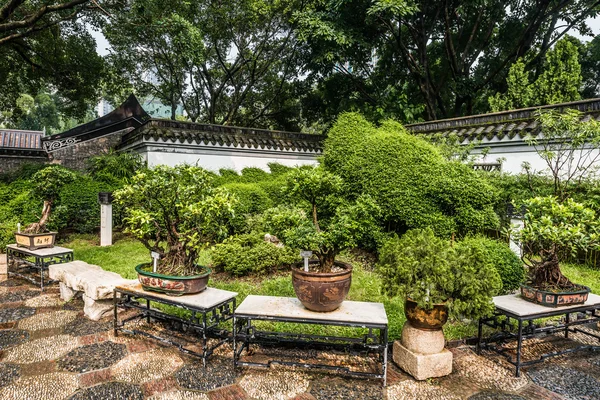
[405,297,449,308]
[15,231,57,235]
[135,263,211,280]
[292,260,353,277]
[520,283,590,295]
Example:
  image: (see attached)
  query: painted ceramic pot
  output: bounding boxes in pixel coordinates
[404,298,449,330]
[291,260,352,312]
[135,264,210,296]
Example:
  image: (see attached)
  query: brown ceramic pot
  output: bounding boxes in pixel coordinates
[404,298,449,330]
[135,264,210,296]
[291,260,352,312]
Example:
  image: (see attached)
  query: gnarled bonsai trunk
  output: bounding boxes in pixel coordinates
[529,249,574,290]
[23,200,52,234]
[316,250,337,273]
[159,242,199,277]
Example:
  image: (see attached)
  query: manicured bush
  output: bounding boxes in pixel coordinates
[211,233,300,276]
[222,182,273,233]
[459,236,525,294]
[323,113,499,237]
[87,151,145,185]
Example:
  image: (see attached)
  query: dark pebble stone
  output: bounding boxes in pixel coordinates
[0,307,35,323]
[57,341,127,373]
[0,363,20,388]
[62,298,84,311]
[63,317,112,337]
[0,280,26,287]
[468,392,527,400]
[310,378,384,400]
[176,356,236,391]
[0,329,29,349]
[529,365,600,400]
[0,290,40,304]
[68,382,144,400]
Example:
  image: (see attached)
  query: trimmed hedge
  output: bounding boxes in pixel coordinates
[222,183,273,233]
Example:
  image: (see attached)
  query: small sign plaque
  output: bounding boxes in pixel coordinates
[300,250,312,258]
[151,252,160,273]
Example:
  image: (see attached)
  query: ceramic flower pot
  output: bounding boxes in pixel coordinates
[291,260,352,312]
[404,298,449,330]
[135,263,211,296]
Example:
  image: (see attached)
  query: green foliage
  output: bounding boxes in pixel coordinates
[378,228,502,320]
[459,236,525,294]
[222,183,273,233]
[211,233,300,276]
[31,165,77,204]
[489,38,582,111]
[87,151,145,185]
[114,165,236,276]
[323,113,499,237]
[263,166,381,271]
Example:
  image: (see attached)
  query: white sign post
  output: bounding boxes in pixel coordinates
[300,250,312,272]
[17,223,20,233]
[151,252,160,273]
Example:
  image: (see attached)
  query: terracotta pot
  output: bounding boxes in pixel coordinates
[135,263,210,296]
[15,232,56,250]
[404,298,449,330]
[291,260,352,312]
[520,284,590,307]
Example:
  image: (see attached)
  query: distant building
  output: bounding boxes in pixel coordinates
[0,129,47,172]
[97,97,184,119]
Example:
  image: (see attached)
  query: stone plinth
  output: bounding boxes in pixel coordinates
[393,322,452,380]
[0,254,7,275]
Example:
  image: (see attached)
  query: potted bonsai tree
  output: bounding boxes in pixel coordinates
[514,196,599,306]
[378,228,502,329]
[16,165,76,250]
[264,166,380,312]
[114,165,235,295]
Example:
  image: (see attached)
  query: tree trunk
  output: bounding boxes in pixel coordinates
[316,250,337,273]
[24,200,52,234]
[530,250,573,289]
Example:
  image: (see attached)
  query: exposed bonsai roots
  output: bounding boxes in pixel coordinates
[528,250,576,290]
[23,200,52,234]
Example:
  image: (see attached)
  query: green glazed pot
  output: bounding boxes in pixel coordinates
[135,263,211,296]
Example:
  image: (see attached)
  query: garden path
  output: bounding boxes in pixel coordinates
[0,275,599,400]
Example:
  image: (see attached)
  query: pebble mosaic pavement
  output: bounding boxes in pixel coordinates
[0,274,599,399]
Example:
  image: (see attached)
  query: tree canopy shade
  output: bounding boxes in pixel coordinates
[103,0,309,130]
[0,0,107,118]
[296,0,600,122]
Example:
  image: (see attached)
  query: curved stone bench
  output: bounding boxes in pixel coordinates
[49,261,136,321]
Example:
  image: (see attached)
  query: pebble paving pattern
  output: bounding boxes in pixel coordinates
[0,279,28,287]
[63,317,112,336]
[467,392,527,400]
[454,350,529,392]
[0,372,79,400]
[310,378,384,399]
[112,348,184,384]
[0,329,29,349]
[175,356,236,391]
[239,369,310,400]
[3,334,80,363]
[57,341,127,372]
[0,306,35,322]
[18,310,77,330]
[0,363,20,389]
[387,380,461,400]
[68,382,144,400]
[148,390,209,400]
[24,294,65,308]
[0,290,40,303]
[528,364,600,400]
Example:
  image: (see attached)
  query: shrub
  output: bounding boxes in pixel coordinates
[323,113,499,237]
[222,183,273,233]
[378,228,502,320]
[211,233,300,276]
[87,150,145,185]
[459,236,525,294]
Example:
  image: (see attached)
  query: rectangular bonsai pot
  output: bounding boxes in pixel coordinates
[520,284,590,307]
[14,232,57,250]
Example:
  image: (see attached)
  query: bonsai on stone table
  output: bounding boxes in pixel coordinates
[264,166,380,312]
[514,196,599,307]
[114,165,236,296]
[16,166,76,250]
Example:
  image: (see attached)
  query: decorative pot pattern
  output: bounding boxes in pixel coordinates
[404,298,448,330]
[520,284,590,307]
[15,232,56,250]
[135,264,210,296]
[291,261,352,312]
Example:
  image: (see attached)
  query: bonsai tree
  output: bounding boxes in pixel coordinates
[378,228,502,320]
[23,165,76,234]
[263,166,380,272]
[114,165,236,276]
[514,196,600,290]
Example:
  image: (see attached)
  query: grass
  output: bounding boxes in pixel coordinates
[58,234,598,342]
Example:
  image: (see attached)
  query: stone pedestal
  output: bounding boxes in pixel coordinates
[100,203,112,247]
[0,254,7,275]
[393,322,453,380]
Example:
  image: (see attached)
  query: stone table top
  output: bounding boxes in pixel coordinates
[234,295,388,326]
[493,293,600,318]
[6,244,73,257]
[116,282,237,310]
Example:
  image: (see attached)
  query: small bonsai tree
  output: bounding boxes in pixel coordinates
[23,165,76,234]
[378,228,502,320]
[263,166,380,273]
[114,165,236,276]
[514,196,600,290]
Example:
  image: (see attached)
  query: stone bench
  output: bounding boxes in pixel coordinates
[49,261,136,321]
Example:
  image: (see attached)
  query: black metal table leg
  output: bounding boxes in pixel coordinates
[515,319,523,377]
[565,313,570,339]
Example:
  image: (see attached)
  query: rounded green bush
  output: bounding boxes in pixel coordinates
[222,183,273,233]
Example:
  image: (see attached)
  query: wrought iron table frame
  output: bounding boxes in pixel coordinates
[233,311,389,385]
[6,245,73,290]
[113,287,236,367]
[477,302,600,377]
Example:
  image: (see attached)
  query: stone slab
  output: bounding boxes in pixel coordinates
[235,295,388,325]
[83,294,113,321]
[0,254,6,275]
[59,282,80,302]
[494,293,600,317]
[401,322,445,355]
[116,282,237,310]
[6,244,73,257]
[392,341,452,380]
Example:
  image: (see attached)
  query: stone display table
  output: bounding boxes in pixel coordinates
[477,293,600,376]
[233,295,388,385]
[114,283,237,366]
[6,244,73,290]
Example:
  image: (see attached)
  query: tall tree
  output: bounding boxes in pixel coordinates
[296,0,600,122]
[104,0,309,130]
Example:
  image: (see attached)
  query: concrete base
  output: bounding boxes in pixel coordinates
[0,254,7,275]
[83,294,113,321]
[393,340,453,380]
[401,322,445,355]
